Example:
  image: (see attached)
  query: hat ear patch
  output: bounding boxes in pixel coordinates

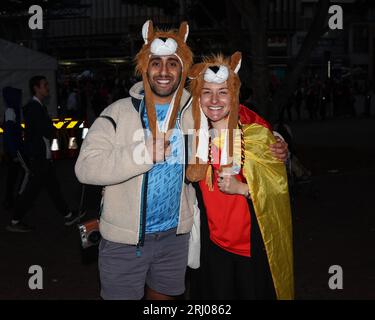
[178,21,189,43]
[142,20,153,44]
[229,51,242,74]
[234,58,242,74]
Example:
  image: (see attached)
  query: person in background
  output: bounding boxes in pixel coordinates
[66,84,79,118]
[6,76,82,232]
[2,87,24,210]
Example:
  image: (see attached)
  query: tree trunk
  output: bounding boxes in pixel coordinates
[225,0,244,50]
[233,0,271,119]
[270,0,331,123]
[225,0,252,87]
[249,1,270,118]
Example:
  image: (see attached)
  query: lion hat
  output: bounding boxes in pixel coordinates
[135,20,193,137]
[186,52,242,184]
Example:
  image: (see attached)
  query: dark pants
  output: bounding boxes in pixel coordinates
[13,159,69,221]
[3,154,21,208]
[188,185,276,300]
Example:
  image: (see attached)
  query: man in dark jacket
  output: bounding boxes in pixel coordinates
[7,76,82,232]
[2,87,24,210]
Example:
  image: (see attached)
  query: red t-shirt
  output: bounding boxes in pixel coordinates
[199,105,271,257]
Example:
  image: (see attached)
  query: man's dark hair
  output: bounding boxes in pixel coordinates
[29,76,47,95]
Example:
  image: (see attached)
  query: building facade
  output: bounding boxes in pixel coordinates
[1,0,372,79]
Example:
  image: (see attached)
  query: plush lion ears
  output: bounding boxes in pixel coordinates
[142,20,154,44]
[188,63,206,80]
[178,21,189,43]
[230,51,242,74]
[142,20,189,44]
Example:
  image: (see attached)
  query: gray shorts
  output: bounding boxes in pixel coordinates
[98,228,189,300]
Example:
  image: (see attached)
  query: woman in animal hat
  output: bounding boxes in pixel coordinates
[186,52,294,300]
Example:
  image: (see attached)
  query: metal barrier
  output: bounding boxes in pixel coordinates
[0,117,86,160]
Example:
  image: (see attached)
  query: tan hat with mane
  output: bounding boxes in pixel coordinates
[186,52,242,184]
[135,20,193,137]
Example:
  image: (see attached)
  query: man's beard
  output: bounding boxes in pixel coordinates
[149,77,181,98]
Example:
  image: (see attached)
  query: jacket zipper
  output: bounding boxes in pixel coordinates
[176,97,192,233]
[136,96,192,251]
[136,172,148,256]
[136,97,147,256]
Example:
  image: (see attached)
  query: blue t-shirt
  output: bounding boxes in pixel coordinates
[142,103,184,233]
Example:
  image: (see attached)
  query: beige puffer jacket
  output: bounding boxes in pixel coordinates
[75,82,196,245]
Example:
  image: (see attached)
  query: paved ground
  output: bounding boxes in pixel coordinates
[0,158,101,300]
[291,117,375,299]
[0,116,374,300]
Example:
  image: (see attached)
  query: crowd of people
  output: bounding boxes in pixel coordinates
[278,78,373,122]
[56,75,138,126]
[53,66,375,129]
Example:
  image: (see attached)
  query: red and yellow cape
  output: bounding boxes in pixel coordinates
[215,105,294,299]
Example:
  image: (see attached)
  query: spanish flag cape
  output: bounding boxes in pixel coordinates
[222,105,294,300]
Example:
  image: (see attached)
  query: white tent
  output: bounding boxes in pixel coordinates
[0,39,58,117]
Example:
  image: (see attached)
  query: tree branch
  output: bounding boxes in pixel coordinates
[232,0,257,34]
[295,0,331,65]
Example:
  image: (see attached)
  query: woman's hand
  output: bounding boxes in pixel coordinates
[217,168,249,197]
